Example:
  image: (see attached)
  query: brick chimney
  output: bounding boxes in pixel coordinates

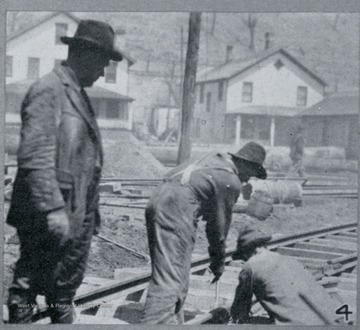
[264,32,271,50]
[226,45,233,63]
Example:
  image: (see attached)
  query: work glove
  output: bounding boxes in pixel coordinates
[209,262,225,283]
[47,208,70,247]
[93,209,101,235]
[241,183,253,200]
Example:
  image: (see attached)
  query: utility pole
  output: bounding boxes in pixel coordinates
[177,12,202,164]
[177,26,184,144]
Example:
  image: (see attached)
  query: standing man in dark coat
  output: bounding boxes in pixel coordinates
[289,123,306,177]
[230,226,341,325]
[6,20,123,324]
[141,142,268,324]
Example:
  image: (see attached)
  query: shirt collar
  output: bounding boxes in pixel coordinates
[55,61,82,92]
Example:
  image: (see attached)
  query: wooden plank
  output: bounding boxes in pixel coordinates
[293,242,355,254]
[96,297,126,318]
[276,247,343,260]
[308,238,357,250]
[75,314,129,324]
[292,257,327,266]
[335,232,358,238]
[323,235,358,244]
[340,273,357,279]
[185,288,234,311]
[189,275,238,295]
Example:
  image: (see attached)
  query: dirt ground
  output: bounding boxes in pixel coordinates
[3,194,357,302]
[3,133,358,301]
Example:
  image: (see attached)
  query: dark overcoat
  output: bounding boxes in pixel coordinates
[6,63,103,301]
[7,63,103,234]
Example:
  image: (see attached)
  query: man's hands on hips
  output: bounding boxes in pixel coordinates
[47,208,70,246]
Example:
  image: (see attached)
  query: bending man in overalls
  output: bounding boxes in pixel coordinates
[141,142,267,324]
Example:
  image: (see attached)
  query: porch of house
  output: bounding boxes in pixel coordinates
[224,113,302,147]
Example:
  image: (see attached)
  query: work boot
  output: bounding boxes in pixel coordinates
[7,293,36,324]
[48,301,76,324]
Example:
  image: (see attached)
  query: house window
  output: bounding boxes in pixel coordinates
[242,82,253,103]
[27,57,40,80]
[91,99,101,117]
[218,81,224,101]
[274,59,284,70]
[106,100,120,118]
[118,102,128,120]
[55,23,68,45]
[195,118,201,138]
[6,56,13,77]
[297,86,308,106]
[105,61,118,83]
[206,92,212,112]
[54,59,63,68]
[199,84,204,103]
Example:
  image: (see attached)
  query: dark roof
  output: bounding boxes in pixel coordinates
[86,86,134,101]
[7,12,135,65]
[7,12,80,42]
[6,79,134,102]
[196,46,326,86]
[6,79,36,95]
[225,105,304,117]
[298,90,359,116]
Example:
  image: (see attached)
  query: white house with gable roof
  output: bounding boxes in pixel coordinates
[194,46,327,147]
[6,12,136,131]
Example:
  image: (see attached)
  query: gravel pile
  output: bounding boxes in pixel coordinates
[102,133,166,179]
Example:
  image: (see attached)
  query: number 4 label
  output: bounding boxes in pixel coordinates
[335,304,353,322]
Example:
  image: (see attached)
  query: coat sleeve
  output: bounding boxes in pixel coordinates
[230,267,253,323]
[203,175,240,274]
[16,81,65,212]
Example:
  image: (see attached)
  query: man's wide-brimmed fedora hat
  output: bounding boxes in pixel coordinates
[229,141,267,179]
[61,20,123,61]
[232,225,272,259]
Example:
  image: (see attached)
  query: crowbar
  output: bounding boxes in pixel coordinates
[95,234,150,262]
[215,281,220,308]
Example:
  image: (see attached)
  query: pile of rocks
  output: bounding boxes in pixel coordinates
[102,132,166,179]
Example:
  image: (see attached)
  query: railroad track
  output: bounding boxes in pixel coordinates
[17,222,357,325]
[98,176,358,209]
[98,182,358,210]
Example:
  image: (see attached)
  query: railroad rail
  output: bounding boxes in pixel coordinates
[15,222,356,325]
[98,182,358,210]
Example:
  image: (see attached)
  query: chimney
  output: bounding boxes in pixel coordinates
[264,32,270,50]
[226,45,233,63]
[114,27,126,49]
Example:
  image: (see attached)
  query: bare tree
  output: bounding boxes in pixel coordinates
[177,12,202,164]
[322,13,340,31]
[231,13,259,52]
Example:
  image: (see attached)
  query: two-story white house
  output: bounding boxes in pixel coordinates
[6,12,135,131]
[194,47,327,146]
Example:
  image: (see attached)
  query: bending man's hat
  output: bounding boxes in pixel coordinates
[229,141,267,179]
[61,20,123,61]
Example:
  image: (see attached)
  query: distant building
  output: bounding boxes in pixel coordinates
[299,90,359,159]
[193,47,327,146]
[5,12,135,130]
[149,105,179,138]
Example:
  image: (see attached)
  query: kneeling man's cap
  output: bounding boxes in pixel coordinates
[233,225,272,259]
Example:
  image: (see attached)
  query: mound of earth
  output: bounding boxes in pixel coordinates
[102,131,166,179]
